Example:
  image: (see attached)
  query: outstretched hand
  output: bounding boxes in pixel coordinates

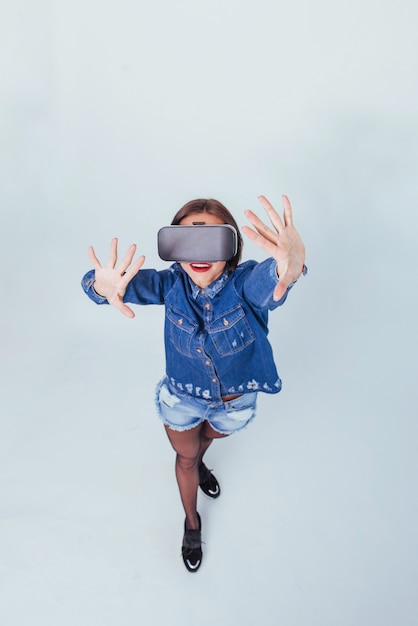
[242,195,306,301]
[88,238,145,318]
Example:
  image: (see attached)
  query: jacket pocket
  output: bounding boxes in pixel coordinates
[166,306,197,357]
[209,305,255,356]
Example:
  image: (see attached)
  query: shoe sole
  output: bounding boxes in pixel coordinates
[199,482,221,499]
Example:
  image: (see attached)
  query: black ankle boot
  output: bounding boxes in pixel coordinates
[182,513,202,572]
[198,462,221,499]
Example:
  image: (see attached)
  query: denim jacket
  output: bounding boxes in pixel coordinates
[82,258,305,401]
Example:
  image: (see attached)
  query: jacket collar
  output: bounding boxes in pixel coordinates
[175,264,230,299]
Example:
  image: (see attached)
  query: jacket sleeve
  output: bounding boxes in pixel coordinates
[81,267,178,306]
[237,258,300,310]
[81,270,109,305]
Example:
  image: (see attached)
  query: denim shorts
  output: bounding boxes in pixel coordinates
[155,378,258,435]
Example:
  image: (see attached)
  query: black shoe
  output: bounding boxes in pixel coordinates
[182,513,202,572]
[198,462,221,499]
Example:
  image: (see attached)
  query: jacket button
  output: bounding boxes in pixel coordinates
[205,360,211,366]
[177,319,183,325]
[196,348,202,353]
[223,319,229,326]
[212,378,217,383]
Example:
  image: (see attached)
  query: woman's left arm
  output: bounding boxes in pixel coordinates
[242,195,306,302]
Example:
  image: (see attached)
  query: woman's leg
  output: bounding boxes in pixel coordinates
[199,421,229,464]
[197,422,228,498]
[164,423,203,530]
[164,421,229,528]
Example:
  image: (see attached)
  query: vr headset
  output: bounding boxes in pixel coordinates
[157,224,238,262]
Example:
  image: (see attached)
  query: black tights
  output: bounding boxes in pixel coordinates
[164,421,228,530]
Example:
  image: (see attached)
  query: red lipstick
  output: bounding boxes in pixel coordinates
[190,263,212,273]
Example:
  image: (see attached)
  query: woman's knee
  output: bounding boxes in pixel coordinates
[176,451,200,471]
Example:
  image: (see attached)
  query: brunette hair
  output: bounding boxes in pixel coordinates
[171,198,243,271]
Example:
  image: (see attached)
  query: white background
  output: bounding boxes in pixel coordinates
[1,1,417,624]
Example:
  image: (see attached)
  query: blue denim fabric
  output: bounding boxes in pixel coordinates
[155,377,258,434]
[81,258,305,401]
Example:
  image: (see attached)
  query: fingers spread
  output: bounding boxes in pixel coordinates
[122,255,146,283]
[257,196,285,232]
[120,304,136,318]
[115,301,136,318]
[242,225,279,256]
[117,243,137,274]
[244,210,279,244]
[107,237,119,269]
[108,293,136,318]
[282,195,293,227]
[88,246,102,270]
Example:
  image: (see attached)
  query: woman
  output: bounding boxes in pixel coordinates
[81,195,306,572]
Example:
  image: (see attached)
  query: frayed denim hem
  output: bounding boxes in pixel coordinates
[158,415,207,432]
[208,412,257,436]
